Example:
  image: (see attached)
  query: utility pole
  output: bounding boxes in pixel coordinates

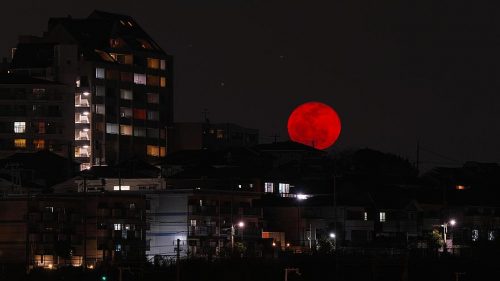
[176,239,181,281]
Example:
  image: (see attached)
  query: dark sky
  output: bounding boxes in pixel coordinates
[1,0,499,170]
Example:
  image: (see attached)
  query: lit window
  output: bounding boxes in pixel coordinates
[33,88,47,99]
[106,123,119,134]
[110,53,133,64]
[134,109,147,120]
[278,183,290,194]
[120,89,133,100]
[34,139,45,150]
[190,220,196,227]
[379,212,386,222]
[120,125,132,136]
[147,111,159,121]
[95,86,105,97]
[147,75,159,86]
[364,212,368,221]
[120,107,132,118]
[264,182,274,193]
[216,129,224,139]
[114,224,122,231]
[472,229,479,242]
[95,68,105,79]
[489,230,495,241]
[147,58,160,69]
[133,127,147,137]
[147,145,165,157]
[160,77,166,87]
[14,139,26,148]
[113,186,130,191]
[160,60,166,70]
[133,73,146,85]
[115,244,121,252]
[14,122,26,133]
[147,93,159,104]
[94,104,105,114]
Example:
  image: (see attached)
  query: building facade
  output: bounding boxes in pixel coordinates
[0,75,73,158]
[171,122,259,153]
[10,10,173,169]
[0,193,147,268]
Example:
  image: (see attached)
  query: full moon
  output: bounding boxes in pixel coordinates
[287,102,341,150]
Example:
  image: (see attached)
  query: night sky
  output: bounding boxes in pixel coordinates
[2,1,499,171]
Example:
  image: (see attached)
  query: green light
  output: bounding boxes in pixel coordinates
[101,276,107,281]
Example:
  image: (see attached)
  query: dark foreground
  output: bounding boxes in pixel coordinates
[2,255,497,281]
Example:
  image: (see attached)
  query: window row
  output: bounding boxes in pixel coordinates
[94,86,161,104]
[95,68,167,87]
[105,123,165,138]
[264,182,290,194]
[3,121,59,134]
[13,138,45,149]
[119,108,159,120]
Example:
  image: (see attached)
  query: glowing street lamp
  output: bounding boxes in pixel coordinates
[297,193,308,200]
[441,219,457,252]
[231,221,245,252]
[329,232,336,239]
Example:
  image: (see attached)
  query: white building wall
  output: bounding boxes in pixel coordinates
[146,192,189,262]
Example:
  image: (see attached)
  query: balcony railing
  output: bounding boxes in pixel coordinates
[75,96,90,107]
[75,115,90,124]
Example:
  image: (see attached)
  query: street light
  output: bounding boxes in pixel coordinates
[231,221,245,252]
[329,232,336,239]
[441,219,457,253]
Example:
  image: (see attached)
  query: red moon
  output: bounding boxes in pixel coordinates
[287,102,341,150]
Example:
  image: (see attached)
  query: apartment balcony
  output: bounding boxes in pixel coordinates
[75,130,90,140]
[75,96,90,107]
[75,149,90,158]
[75,114,90,124]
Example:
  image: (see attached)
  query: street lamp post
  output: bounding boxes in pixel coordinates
[441,219,456,253]
[296,194,308,248]
[231,221,245,253]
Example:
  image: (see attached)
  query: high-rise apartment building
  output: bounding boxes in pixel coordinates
[10,11,173,169]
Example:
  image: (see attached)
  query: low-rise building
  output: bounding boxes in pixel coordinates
[0,192,147,268]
